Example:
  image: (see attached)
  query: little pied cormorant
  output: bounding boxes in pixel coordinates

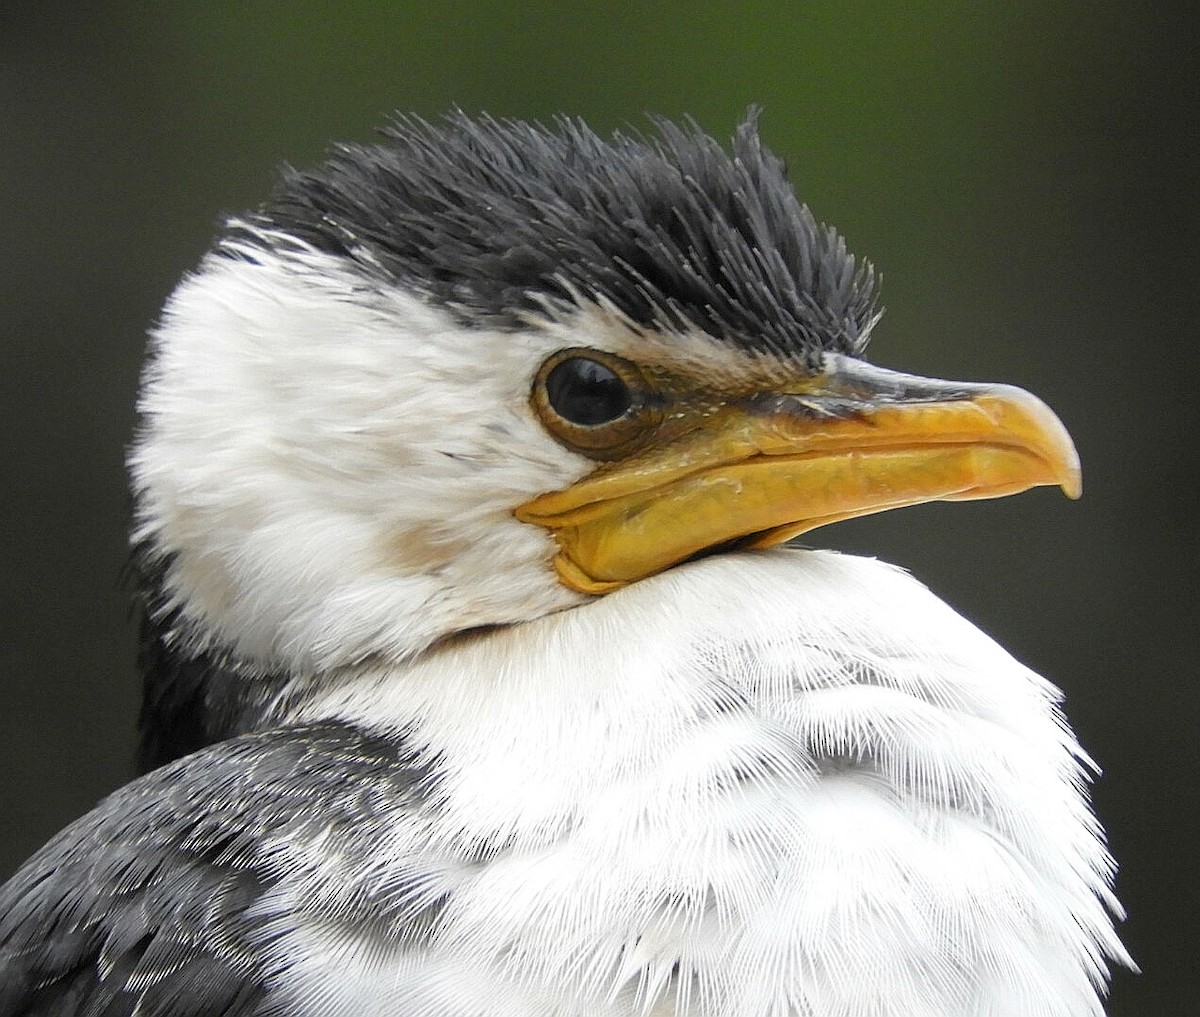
[0,111,1130,1017]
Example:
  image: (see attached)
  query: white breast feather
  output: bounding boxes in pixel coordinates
[280,550,1128,1017]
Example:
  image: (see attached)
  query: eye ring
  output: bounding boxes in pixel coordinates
[532,348,662,460]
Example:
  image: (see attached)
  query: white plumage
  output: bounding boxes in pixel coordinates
[277,550,1127,1017]
[131,239,590,671]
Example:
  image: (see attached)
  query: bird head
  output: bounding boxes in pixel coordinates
[130,111,1078,685]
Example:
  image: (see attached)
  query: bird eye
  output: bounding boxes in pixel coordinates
[545,356,631,426]
[532,349,661,460]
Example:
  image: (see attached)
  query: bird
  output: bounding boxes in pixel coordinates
[0,110,1131,1017]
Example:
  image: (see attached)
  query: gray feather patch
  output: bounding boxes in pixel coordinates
[0,723,438,1017]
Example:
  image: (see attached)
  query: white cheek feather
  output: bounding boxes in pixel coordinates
[288,550,1128,1017]
[131,242,594,671]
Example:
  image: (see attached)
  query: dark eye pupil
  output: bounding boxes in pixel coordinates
[545,357,632,426]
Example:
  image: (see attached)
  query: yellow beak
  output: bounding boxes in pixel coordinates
[516,354,1081,595]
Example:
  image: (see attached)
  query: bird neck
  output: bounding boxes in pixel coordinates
[271,547,1128,1012]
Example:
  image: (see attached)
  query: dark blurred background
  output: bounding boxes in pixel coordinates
[1,4,1194,1014]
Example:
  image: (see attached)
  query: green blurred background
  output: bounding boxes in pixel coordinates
[1,4,1194,1013]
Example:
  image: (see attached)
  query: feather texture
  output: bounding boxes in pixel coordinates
[231,110,879,359]
[287,550,1128,1017]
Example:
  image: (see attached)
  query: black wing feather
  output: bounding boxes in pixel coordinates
[0,722,436,1017]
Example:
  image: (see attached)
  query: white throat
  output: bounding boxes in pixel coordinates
[285,549,1128,1017]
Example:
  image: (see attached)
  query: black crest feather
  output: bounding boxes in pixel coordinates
[225,110,880,359]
